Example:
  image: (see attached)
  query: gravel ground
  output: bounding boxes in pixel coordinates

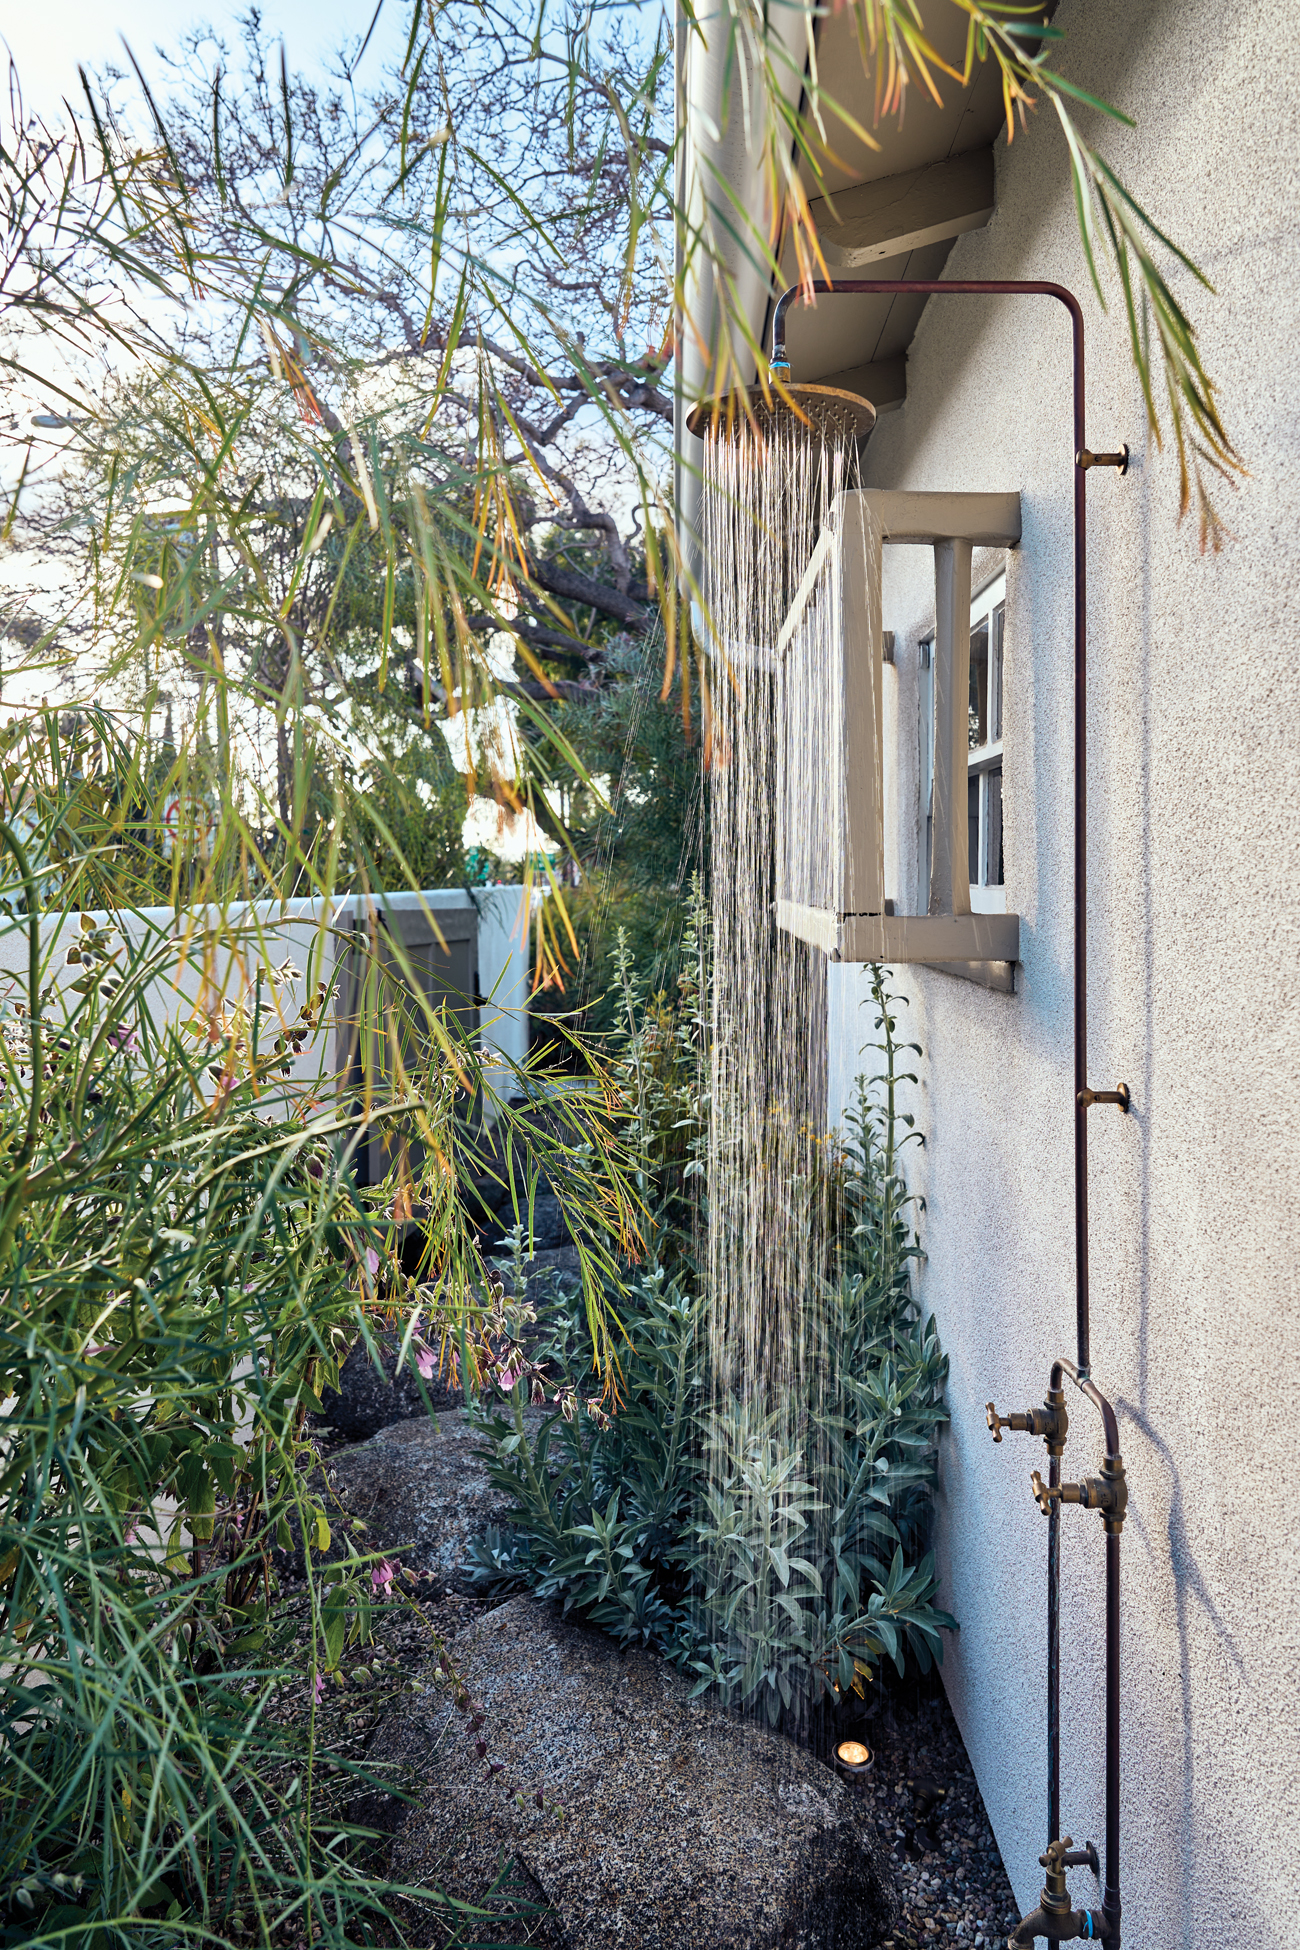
[833,1675,1023,1950]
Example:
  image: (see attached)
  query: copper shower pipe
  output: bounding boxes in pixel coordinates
[770,276,1128,1381]
[770,279,1129,1945]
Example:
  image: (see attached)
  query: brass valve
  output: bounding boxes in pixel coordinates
[1031,1455,1127,1534]
[987,1393,1068,1451]
[1039,1837,1075,1908]
[987,1402,1030,1442]
[1030,1469,1060,1515]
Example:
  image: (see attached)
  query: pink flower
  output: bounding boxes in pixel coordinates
[123,1520,138,1546]
[108,1025,139,1055]
[371,1559,397,1594]
[498,1365,522,1394]
[364,1248,379,1279]
[313,1671,325,1704]
[414,1341,436,1380]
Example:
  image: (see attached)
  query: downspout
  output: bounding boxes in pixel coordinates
[675,4,814,591]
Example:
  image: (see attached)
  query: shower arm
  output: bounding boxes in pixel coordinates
[770,277,1129,1383]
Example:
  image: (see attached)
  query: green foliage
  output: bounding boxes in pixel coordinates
[468,957,955,1735]
[346,737,472,894]
[558,633,705,893]
[0,868,396,1941]
[532,631,705,1050]
[0,717,640,1947]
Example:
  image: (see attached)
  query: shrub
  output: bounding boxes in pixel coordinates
[467,956,956,1735]
[0,725,639,1947]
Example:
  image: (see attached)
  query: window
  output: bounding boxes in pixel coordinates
[968,574,1005,897]
[920,570,1007,910]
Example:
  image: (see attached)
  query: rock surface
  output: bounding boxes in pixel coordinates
[379,1594,897,1950]
[318,1334,465,1440]
[324,1410,534,1590]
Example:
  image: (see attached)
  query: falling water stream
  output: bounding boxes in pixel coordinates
[702,401,861,1417]
[697,397,882,1734]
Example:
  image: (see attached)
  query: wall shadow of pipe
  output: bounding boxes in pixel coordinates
[1117,1395,1243,1950]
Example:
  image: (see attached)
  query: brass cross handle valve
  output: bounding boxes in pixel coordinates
[1031,1455,1128,1534]
[1010,1837,1111,1948]
[1040,1837,1077,1909]
[1045,1842,1101,1877]
[987,1395,1068,1452]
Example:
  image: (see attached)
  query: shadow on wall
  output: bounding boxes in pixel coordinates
[1116,1397,1244,1950]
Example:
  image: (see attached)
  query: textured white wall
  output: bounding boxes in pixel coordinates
[824,1,1300,1943]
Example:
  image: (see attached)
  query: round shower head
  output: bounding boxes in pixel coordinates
[685,382,876,442]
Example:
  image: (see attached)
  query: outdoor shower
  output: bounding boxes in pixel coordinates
[690,276,1131,1947]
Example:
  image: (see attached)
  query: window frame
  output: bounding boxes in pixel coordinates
[967,572,1006,910]
[920,569,1008,915]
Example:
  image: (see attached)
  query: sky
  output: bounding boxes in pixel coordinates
[4,0,411,123]
[2,0,414,604]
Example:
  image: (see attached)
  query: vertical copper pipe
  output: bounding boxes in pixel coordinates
[1068,304,1090,1383]
[1105,1531,1121,1938]
[1048,1454,1061,1848]
[1058,1359,1123,1947]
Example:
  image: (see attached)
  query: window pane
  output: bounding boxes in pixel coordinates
[969,619,989,748]
[992,603,1005,742]
[969,772,981,885]
[986,764,1004,887]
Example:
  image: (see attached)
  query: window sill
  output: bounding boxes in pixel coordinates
[928,958,1016,995]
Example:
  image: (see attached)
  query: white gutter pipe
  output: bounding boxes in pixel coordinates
[674,0,815,592]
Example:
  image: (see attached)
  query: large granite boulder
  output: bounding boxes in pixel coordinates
[378,1594,897,1950]
[318,1333,465,1440]
[322,1410,535,1591]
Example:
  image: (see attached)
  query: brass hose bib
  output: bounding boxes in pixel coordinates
[987,1392,1069,1454]
[1039,1837,1077,1916]
[1030,1455,1127,1534]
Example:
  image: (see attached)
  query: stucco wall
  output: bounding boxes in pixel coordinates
[823,1,1300,1943]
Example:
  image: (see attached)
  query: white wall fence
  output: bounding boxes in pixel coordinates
[0,885,532,1095]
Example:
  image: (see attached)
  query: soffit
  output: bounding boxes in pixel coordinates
[776,3,1055,387]
[799,3,1009,201]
